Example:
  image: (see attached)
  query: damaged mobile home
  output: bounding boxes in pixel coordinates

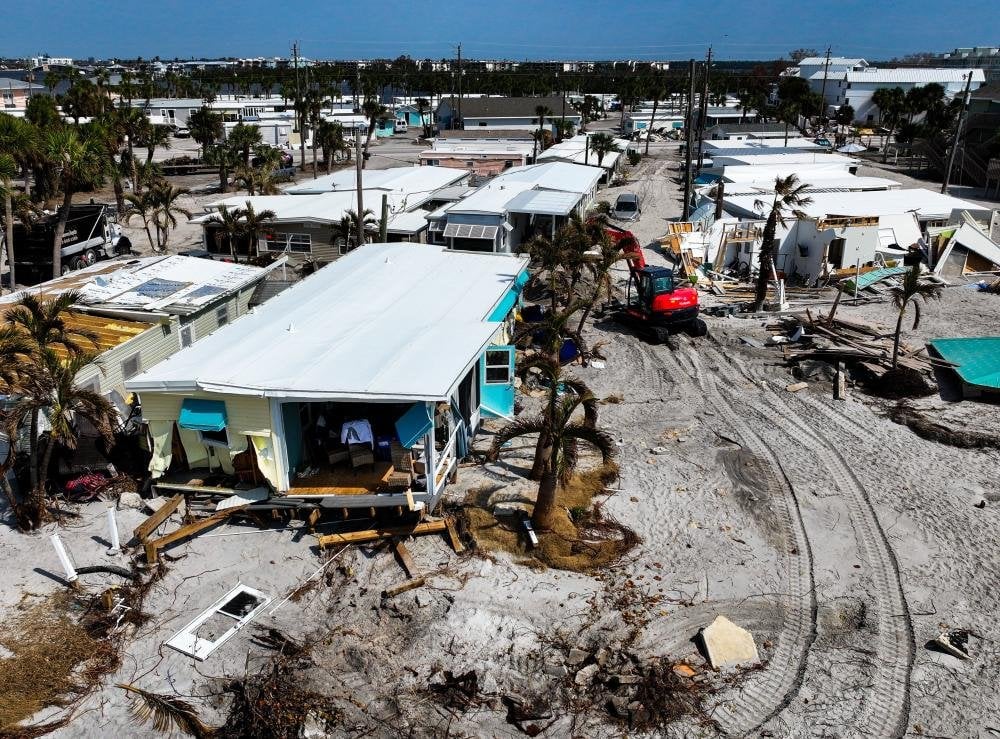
[126,244,529,512]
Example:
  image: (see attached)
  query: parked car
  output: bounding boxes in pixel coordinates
[174,127,191,138]
[612,192,641,222]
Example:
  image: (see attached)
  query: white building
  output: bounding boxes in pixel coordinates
[829,68,985,123]
[430,161,603,253]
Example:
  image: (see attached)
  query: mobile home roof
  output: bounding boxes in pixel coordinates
[126,244,529,402]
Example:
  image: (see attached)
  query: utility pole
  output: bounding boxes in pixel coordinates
[683,59,696,220]
[818,46,832,121]
[942,71,974,194]
[456,43,463,127]
[355,131,365,248]
[293,41,304,171]
[696,46,712,171]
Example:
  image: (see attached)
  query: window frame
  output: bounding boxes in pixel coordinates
[484,348,513,385]
[216,305,229,327]
[121,353,141,381]
[180,324,195,348]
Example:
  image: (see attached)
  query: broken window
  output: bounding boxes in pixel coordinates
[121,354,141,381]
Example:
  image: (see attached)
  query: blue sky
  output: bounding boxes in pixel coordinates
[10,0,997,61]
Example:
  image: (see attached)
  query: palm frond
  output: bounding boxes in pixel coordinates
[116,683,213,738]
[560,423,618,466]
[486,416,548,461]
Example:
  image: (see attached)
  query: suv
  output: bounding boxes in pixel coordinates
[612,192,641,222]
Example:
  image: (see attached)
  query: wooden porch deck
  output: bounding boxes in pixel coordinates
[290,462,397,496]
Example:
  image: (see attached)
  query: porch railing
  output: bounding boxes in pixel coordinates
[433,425,459,491]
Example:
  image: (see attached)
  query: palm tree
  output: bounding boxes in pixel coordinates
[150,183,192,250]
[333,208,377,250]
[43,127,106,278]
[316,120,347,171]
[138,123,173,165]
[588,132,620,168]
[361,98,387,166]
[533,104,553,159]
[239,201,276,259]
[575,224,625,335]
[124,189,157,251]
[486,358,614,530]
[6,349,115,527]
[226,123,262,168]
[414,97,432,138]
[889,263,943,368]
[2,291,97,493]
[303,90,323,178]
[0,114,37,289]
[775,99,801,147]
[752,175,812,311]
[205,204,246,262]
[187,106,226,192]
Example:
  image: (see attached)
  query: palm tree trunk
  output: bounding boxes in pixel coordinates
[891,305,907,368]
[143,222,155,251]
[531,467,560,530]
[51,186,73,279]
[112,172,125,214]
[219,147,229,194]
[645,97,659,156]
[28,409,39,490]
[753,211,778,311]
[312,138,318,179]
[31,434,57,527]
[4,191,15,289]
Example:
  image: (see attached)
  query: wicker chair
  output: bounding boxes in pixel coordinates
[348,443,375,470]
[386,441,414,489]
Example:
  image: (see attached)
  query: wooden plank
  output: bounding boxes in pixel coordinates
[393,540,419,578]
[444,517,465,554]
[145,505,248,563]
[382,577,425,598]
[152,482,239,495]
[133,493,183,542]
[316,520,447,548]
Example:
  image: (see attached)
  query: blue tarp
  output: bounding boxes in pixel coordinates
[395,402,433,449]
[488,269,531,322]
[178,398,228,432]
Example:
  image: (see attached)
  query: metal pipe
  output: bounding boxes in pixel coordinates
[106,506,121,555]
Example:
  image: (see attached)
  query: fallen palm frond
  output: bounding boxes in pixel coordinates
[116,683,214,738]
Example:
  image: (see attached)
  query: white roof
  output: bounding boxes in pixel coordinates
[724,188,982,221]
[721,162,855,180]
[798,57,866,67]
[536,134,630,169]
[448,161,602,216]
[718,175,900,195]
[283,166,467,197]
[711,152,859,167]
[843,68,985,84]
[126,244,529,402]
[0,255,268,316]
[704,139,818,152]
[505,189,581,216]
[386,210,431,234]
[426,141,534,155]
[194,192,382,225]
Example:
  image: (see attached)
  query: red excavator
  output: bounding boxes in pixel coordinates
[600,223,706,344]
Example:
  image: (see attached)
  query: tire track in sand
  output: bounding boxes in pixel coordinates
[655,341,818,736]
[713,348,915,737]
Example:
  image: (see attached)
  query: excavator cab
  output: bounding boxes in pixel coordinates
[618,265,706,342]
[629,266,676,311]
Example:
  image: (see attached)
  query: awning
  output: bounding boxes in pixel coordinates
[178,398,228,432]
[488,268,530,321]
[395,402,433,449]
[442,223,499,240]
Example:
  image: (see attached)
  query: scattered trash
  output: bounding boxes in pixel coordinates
[785,382,808,393]
[699,615,759,669]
